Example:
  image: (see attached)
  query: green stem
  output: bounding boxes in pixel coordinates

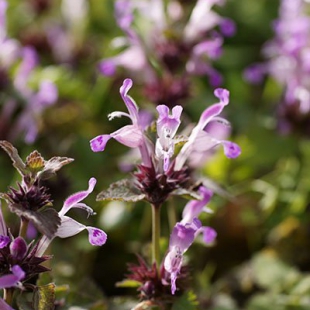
[167,198,177,232]
[151,204,161,268]
[3,288,14,306]
[19,218,29,239]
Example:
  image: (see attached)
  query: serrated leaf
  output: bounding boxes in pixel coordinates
[97,179,145,202]
[38,156,74,180]
[116,279,141,288]
[33,283,56,310]
[10,206,61,239]
[172,291,199,310]
[0,140,27,176]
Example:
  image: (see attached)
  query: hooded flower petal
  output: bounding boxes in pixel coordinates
[175,88,232,170]
[60,177,96,216]
[120,78,139,123]
[156,105,183,138]
[182,186,213,224]
[169,222,197,254]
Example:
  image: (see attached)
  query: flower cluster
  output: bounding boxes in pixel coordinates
[244,0,310,135]
[90,78,240,297]
[91,78,240,205]
[0,0,58,144]
[99,0,235,107]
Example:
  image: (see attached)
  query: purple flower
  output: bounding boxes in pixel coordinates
[175,88,241,170]
[244,0,310,134]
[37,178,107,256]
[98,0,235,90]
[91,79,240,173]
[0,202,9,249]
[181,186,213,224]
[0,265,25,310]
[90,79,143,152]
[164,189,217,294]
[155,105,183,171]
[0,265,25,289]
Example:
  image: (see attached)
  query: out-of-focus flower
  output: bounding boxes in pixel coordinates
[99,0,235,107]
[37,178,107,256]
[244,0,310,135]
[0,0,58,144]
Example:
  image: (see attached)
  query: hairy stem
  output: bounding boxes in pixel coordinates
[19,217,29,239]
[3,288,14,306]
[151,204,161,268]
[168,198,177,232]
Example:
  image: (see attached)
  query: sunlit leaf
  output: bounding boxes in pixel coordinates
[116,279,141,288]
[97,179,145,202]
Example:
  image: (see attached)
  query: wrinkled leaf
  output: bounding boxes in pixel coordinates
[33,283,56,310]
[0,140,27,176]
[10,206,61,239]
[97,179,145,202]
[39,156,74,180]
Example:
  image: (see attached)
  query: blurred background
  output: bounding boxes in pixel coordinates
[1,0,310,309]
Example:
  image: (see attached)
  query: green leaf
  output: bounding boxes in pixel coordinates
[116,279,141,288]
[10,207,61,239]
[172,291,199,310]
[17,292,35,310]
[97,179,145,202]
[251,249,300,292]
[33,283,56,310]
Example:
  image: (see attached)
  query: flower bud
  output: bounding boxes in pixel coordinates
[10,237,27,260]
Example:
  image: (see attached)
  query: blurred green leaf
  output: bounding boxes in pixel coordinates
[33,283,56,310]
